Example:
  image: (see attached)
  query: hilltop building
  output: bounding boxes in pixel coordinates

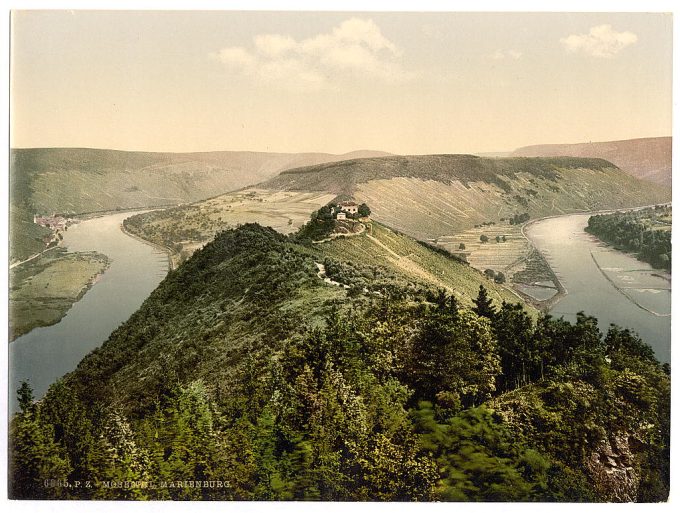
[339,201,359,215]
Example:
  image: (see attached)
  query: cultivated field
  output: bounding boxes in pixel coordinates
[124,188,336,266]
[437,224,528,277]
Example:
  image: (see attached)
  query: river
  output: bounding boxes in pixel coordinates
[9,209,671,414]
[525,213,671,363]
[9,211,169,413]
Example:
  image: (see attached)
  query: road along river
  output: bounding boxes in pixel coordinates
[524,213,670,363]
[9,211,169,413]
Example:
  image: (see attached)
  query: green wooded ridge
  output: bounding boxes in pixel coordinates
[9,221,670,501]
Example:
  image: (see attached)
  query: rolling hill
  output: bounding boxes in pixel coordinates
[125,154,670,296]
[512,137,671,187]
[261,154,670,241]
[9,147,390,262]
[11,222,669,501]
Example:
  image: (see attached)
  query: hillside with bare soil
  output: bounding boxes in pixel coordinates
[512,137,671,187]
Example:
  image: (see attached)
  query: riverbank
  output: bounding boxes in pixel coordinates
[588,250,670,318]
[9,208,174,343]
[516,202,671,311]
[522,210,670,362]
[119,221,177,272]
[10,210,172,412]
[9,248,111,341]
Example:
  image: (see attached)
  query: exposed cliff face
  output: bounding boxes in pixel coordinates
[585,433,642,502]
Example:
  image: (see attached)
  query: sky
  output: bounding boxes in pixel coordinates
[10,10,673,154]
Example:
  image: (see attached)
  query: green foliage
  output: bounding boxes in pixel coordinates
[586,207,671,270]
[357,203,371,217]
[406,303,500,408]
[509,212,530,225]
[9,382,72,499]
[9,222,670,502]
[295,205,337,241]
[412,403,551,501]
[473,285,496,319]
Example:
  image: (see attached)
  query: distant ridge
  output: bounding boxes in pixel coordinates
[9,147,391,262]
[263,154,618,195]
[259,153,670,243]
[512,137,671,187]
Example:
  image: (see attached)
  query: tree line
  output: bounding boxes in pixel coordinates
[586,207,671,271]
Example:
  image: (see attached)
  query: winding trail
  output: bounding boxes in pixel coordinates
[10,245,60,269]
[314,262,350,289]
[311,222,366,244]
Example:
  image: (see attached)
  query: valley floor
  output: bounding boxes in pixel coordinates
[9,248,110,341]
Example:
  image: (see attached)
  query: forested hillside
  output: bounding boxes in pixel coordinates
[10,223,669,501]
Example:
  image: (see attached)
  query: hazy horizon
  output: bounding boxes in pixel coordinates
[11,11,672,155]
[8,134,672,155]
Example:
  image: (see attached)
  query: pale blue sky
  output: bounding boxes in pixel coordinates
[11,11,672,154]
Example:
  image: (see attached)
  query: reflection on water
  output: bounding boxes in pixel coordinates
[9,212,168,414]
[526,214,670,362]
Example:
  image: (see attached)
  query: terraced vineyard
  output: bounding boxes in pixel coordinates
[353,166,669,242]
[437,224,527,276]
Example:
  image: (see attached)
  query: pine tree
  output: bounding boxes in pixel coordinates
[473,285,496,319]
[9,382,72,499]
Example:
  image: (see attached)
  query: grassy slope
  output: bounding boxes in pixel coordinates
[315,222,526,311]
[65,225,349,410]
[61,222,524,416]
[512,137,672,187]
[9,148,388,261]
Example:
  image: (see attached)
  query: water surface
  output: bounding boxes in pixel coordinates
[9,212,168,413]
[525,214,670,362]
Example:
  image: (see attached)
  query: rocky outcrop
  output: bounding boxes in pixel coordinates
[585,433,641,502]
